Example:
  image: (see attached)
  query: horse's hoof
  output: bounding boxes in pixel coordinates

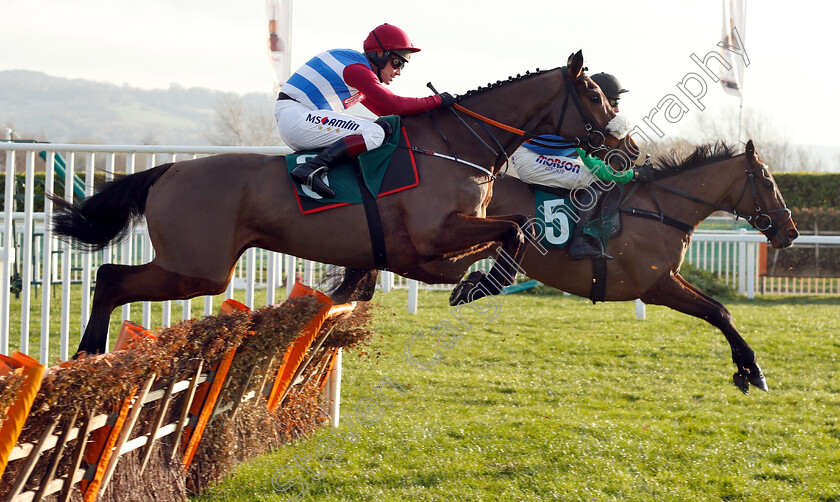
[748,363,769,392]
[449,271,485,306]
[733,372,750,394]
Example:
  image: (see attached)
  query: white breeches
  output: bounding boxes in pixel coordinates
[274,99,386,151]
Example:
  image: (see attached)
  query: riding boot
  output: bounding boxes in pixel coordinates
[567,192,613,260]
[291,135,367,199]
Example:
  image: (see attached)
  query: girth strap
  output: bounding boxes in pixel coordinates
[352,161,388,269]
[589,256,608,304]
[619,207,694,234]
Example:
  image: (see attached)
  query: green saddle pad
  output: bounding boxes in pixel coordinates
[287,115,418,214]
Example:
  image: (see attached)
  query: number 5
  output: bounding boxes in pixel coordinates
[542,199,571,246]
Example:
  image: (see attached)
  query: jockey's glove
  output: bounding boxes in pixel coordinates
[439,92,456,107]
[633,163,656,182]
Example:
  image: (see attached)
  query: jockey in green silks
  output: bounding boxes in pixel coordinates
[512,135,655,260]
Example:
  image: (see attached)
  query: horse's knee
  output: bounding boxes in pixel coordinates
[508,221,527,248]
[513,214,530,228]
[704,306,734,328]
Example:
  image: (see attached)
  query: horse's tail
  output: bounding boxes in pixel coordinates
[50,162,174,251]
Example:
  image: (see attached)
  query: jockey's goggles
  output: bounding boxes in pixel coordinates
[389,50,411,69]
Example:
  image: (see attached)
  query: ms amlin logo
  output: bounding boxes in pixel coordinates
[305,113,360,132]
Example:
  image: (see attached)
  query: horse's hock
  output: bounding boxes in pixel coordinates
[0,282,371,501]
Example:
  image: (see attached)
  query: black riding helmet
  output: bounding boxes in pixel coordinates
[591,73,628,106]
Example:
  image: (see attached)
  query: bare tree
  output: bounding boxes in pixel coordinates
[686,105,810,171]
[207,94,282,146]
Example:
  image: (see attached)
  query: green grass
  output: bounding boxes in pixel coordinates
[194,289,840,502]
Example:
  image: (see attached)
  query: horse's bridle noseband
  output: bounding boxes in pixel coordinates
[648,154,793,241]
[730,155,793,240]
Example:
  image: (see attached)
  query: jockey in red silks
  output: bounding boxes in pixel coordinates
[275,23,455,198]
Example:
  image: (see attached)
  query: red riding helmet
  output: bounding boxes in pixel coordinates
[363,24,421,54]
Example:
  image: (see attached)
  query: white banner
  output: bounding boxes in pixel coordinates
[266,0,292,92]
[719,0,747,97]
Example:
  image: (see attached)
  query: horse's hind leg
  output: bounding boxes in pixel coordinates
[76,262,228,356]
[639,272,767,394]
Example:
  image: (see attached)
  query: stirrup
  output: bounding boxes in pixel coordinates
[303,166,328,191]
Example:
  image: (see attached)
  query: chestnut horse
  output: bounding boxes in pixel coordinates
[52,50,637,356]
[331,141,799,394]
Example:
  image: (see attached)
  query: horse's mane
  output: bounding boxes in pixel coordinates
[653,141,739,178]
[459,68,558,98]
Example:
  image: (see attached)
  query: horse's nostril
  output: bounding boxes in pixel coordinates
[788,228,799,240]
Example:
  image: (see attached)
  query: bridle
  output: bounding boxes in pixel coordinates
[415,66,615,178]
[647,154,793,240]
[556,66,609,152]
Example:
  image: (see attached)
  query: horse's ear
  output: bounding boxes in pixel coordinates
[567,50,584,78]
[745,139,755,158]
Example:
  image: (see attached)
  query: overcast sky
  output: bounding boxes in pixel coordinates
[3,0,839,155]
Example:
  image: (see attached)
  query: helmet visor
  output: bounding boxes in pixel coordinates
[391,49,412,62]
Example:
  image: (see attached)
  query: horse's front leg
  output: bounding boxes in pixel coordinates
[424,213,529,306]
[639,271,767,394]
[74,262,229,357]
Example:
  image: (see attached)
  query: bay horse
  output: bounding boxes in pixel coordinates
[51,50,637,356]
[331,140,799,394]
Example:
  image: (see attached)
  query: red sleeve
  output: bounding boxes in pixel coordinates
[344,63,442,116]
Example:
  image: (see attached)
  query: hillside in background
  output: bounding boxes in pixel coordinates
[0,70,276,145]
[2,70,839,170]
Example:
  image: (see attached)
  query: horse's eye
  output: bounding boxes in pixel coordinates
[589,94,602,104]
[760,169,774,188]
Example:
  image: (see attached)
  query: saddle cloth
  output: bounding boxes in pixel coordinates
[531,185,623,249]
[286,115,419,214]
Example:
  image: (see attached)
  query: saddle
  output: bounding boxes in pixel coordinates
[286,115,419,214]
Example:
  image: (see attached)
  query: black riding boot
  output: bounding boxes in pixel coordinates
[567,191,612,260]
[291,135,367,199]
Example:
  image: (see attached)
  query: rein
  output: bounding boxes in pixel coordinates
[415,67,613,179]
[452,103,529,137]
[637,154,792,239]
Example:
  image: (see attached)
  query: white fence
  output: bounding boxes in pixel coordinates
[2,142,839,364]
[686,230,840,298]
[1,142,301,364]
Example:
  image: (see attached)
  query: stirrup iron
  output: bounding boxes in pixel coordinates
[303,166,328,191]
